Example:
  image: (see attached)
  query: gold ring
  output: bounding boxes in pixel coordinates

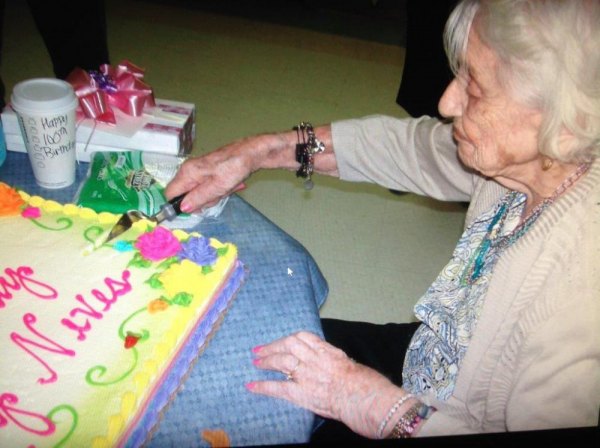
[284,358,300,381]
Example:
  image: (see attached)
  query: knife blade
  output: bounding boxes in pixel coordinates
[91,193,186,250]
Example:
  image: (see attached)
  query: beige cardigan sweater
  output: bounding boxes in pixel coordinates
[331,115,600,435]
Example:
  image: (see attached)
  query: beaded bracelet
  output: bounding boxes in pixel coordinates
[376,394,414,439]
[293,121,325,190]
[387,402,436,439]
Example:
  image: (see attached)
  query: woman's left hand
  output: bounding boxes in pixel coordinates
[247,331,404,438]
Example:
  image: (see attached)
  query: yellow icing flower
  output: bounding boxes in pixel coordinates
[159,260,203,298]
[147,299,170,314]
[0,183,26,216]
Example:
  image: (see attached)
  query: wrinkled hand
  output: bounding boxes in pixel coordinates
[248,331,402,438]
[164,137,255,212]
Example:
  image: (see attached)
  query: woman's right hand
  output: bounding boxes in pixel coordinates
[165,124,334,213]
[164,136,260,213]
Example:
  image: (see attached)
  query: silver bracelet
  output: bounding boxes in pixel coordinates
[376,393,414,439]
[293,121,325,190]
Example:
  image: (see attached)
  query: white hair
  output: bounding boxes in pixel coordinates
[445,0,600,162]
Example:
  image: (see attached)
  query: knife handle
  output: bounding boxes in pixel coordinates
[160,193,186,221]
[169,193,186,215]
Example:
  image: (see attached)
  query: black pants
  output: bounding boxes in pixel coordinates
[310,319,421,444]
[396,0,456,118]
[0,0,110,109]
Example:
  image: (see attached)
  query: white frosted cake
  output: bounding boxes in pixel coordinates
[0,182,244,447]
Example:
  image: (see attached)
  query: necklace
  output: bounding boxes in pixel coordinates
[460,162,591,285]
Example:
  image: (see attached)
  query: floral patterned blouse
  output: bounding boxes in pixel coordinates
[402,191,527,400]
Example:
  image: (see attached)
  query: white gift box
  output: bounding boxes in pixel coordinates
[1,98,195,162]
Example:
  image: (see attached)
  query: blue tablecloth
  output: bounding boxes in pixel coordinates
[0,151,328,446]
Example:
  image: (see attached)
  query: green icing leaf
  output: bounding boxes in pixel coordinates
[128,251,152,269]
[157,256,179,270]
[216,246,229,257]
[171,292,193,307]
[202,265,214,275]
[145,272,164,289]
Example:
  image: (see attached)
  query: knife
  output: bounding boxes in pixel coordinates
[92,193,186,250]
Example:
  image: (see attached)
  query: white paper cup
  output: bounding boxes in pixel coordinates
[11,78,79,189]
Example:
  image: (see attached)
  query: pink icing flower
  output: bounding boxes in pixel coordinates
[134,226,181,261]
[21,206,41,219]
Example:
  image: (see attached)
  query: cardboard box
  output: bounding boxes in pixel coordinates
[1,98,195,162]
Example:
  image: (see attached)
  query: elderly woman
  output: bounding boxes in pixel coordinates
[166,0,599,439]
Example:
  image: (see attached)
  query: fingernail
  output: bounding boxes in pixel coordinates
[252,358,262,366]
[234,183,247,192]
[252,345,264,354]
[245,382,257,391]
[180,201,193,213]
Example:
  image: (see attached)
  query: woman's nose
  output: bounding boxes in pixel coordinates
[438,78,463,118]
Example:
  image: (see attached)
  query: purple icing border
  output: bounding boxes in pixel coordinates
[123,260,245,448]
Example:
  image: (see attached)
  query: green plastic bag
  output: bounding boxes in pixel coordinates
[76,151,174,214]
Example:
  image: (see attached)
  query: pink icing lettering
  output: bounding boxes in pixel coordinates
[70,294,103,320]
[105,270,132,297]
[10,313,76,385]
[60,270,132,341]
[91,270,132,310]
[91,289,115,311]
[62,294,104,340]
[0,393,55,436]
[0,266,58,308]
[60,318,92,342]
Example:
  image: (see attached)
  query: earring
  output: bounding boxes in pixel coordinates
[542,157,554,171]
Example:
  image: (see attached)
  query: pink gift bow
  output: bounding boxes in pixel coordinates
[66,60,156,125]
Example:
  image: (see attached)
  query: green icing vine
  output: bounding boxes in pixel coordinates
[118,308,150,342]
[28,216,72,231]
[47,404,78,448]
[83,225,104,244]
[85,307,149,386]
[85,348,139,386]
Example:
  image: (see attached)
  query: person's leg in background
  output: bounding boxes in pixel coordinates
[396,0,455,118]
[391,0,456,196]
[26,0,110,80]
[0,0,109,164]
[0,0,109,109]
[0,0,6,111]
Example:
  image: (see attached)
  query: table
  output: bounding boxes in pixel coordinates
[0,151,329,447]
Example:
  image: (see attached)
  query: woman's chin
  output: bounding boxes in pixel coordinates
[457,147,477,171]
